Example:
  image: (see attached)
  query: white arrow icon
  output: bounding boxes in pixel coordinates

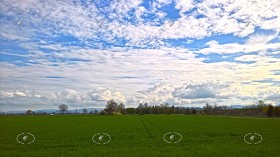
[170,134,175,140]
[22,135,28,141]
[99,135,104,141]
[250,135,255,141]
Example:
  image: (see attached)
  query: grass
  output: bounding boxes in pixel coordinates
[0,115,280,157]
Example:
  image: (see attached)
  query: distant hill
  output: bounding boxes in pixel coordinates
[228,105,244,109]
[4,108,103,114]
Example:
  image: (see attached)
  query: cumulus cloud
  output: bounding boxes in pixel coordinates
[173,83,220,99]
[175,0,194,14]
[0,88,127,111]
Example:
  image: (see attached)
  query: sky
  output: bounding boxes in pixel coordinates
[0,0,280,111]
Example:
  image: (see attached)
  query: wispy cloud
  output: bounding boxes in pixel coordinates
[246,33,278,45]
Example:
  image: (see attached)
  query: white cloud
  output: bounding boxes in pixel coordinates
[172,82,226,99]
[15,91,27,97]
[110,0,143,16]
[175,0,194,14]
[234,54,279,63]
[0,92,14,98]
[1,0,279,46]
[246,33,277,45]
[135,6,146,20]
[0,33,29,41]
[157,0,172,5]
[2,0,280,50]
[0,88,127,111]
[199,38,280,54]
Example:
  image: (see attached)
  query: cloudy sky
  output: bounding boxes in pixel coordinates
[0,0,280,111]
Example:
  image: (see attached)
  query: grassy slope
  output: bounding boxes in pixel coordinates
[0,115,280,157]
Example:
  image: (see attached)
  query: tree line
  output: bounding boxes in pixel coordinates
[202,100,280,117]
[102,99,197,115]
[19,99,280,118]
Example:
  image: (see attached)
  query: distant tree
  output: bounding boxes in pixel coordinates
[137,103,144,114]
[99,110,108,115]
[154,105,160,114]
[186,107,190,114]
[58,104,68,115]
[143,103,149,114]
[262,105,270,113]
[144,103,148,108]
[275,107,280,117]
[176,107,180,114]
[258,100,264,106]
[126,108,136,114]
[163,102,169,114]
[83,108,88,114]
[26,110,32,115]
[170,105,175,114]
[213,102,220,113]
[266,105,274,117]
[105,99,118,115]
[93,109,99,115]
[192,108,197,115]
[157,103,166,114]
[203,102,212,114]
[181,107,188,114]
[222,105,227,110]
[116,103,126,114]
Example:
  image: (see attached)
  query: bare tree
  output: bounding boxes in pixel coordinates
[26,110,32,115]
[258,100,265,107]
[203,102,212,114]
[105,99,118,115]
[116,103,126,114]
[58,104,68,115]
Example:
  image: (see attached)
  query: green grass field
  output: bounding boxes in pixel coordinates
[0,115,280,157]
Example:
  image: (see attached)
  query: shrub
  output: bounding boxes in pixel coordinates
[99,110,108,115]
